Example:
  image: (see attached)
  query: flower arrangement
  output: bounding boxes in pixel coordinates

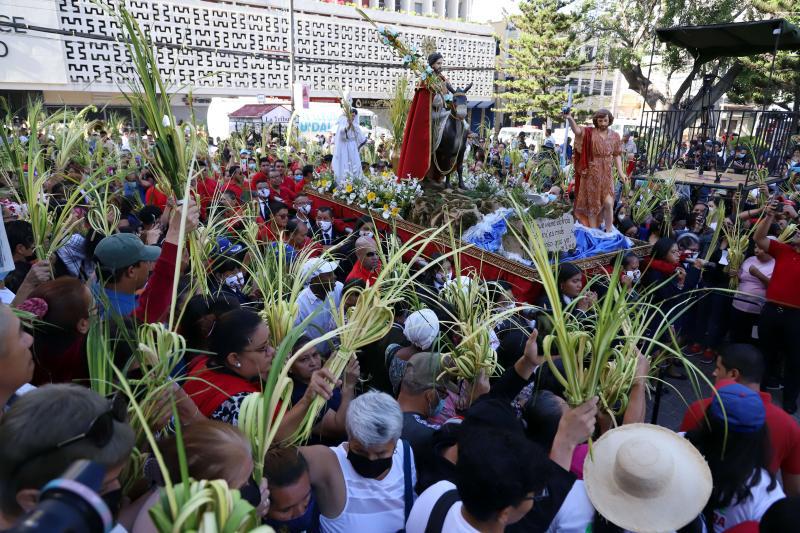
[309,170,423,219]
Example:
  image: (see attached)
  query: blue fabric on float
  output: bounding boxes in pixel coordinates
[463,208,631,262]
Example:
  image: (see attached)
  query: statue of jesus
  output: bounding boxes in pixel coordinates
[564,108,627,232]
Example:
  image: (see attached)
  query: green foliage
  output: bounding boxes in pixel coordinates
[497,0,585,122]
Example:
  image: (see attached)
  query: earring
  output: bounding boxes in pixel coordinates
[235,362,242,368]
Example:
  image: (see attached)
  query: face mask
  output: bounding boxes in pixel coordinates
[298,204,311,215]
[257,188,270,199]
[249,163,257,170]
[347,449,392,479]
[225,272,245,290]
[359,231,374,238]
[294,174,303,182]
[101,488,123,519]
[317,220,332,231]
[434,272,445,284]
[430,397,446,418]
[626,269,641,282]
[265,493,317,532]
[547,193,558,203]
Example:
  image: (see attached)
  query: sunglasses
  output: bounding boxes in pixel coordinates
[11,394,127,476]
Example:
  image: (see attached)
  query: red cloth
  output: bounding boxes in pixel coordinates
[346,260,380,285]
[723,522,758,533]
[646,258,680,276]
[573,127,594,201]
[183,356,260,417]
[397,87,433,180]
[221,180,243,200]
[766,239,800,308]
[31,336,87,386]
[145,186,168,211]
[680,379,800,475]
[133,241,178,324]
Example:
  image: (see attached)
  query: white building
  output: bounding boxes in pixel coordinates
[316,0,473,20]
[0,0,492,127]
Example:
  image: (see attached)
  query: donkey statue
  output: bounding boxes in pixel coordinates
[426,82,472,189]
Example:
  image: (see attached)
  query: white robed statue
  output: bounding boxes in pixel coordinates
[332,106,367,185]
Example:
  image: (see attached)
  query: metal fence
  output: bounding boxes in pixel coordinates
[637,109,799,177]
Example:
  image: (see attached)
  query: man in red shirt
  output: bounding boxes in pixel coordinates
[680,343,800,496]
[249,158,271,190]
[269,170,296,205]
[274,159,294,190]
[345,236,381,285]
[754,200,800,411]
[221,165,245,201]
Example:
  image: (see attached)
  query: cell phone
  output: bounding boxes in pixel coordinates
[775,202,784,213]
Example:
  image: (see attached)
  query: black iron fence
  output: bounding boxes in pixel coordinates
[636,109,799,178]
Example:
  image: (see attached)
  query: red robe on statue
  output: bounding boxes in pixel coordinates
[572,127,593,201]
[397,87,433,180]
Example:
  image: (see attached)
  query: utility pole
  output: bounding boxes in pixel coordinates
[289,0,296,112]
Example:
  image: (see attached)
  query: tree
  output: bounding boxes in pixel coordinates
[496,0,585,123]
[727,2,800,115]
[586,0,768,114]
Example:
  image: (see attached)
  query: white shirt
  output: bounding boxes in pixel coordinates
[0,286,14,304]
[406,480,478,533]
[320,442,416,533]
[710,469,784,533]
[546,480,595,533]
[295,282,343,356]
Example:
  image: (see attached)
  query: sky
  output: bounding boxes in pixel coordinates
[470,0,521,23]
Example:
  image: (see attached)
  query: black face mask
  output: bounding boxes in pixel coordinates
[102,488,123,519]
[347,449,392,479]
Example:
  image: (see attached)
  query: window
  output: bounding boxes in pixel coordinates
[593,80,602,95]
[585,46,596,61]
[414,1,423,14]
[580,79,591,95]
[604,80,614,96]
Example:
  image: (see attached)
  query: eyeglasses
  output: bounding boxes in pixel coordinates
[11,394,127,476]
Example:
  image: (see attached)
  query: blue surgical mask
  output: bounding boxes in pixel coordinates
[265,493,317,533]
[547,193,558,202]
[294,174,303,181]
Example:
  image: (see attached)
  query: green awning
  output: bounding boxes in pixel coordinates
[655,19,800,63]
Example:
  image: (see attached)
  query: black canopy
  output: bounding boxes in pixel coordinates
[656,19,800,63]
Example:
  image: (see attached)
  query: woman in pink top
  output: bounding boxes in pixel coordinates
[730,241,775,343]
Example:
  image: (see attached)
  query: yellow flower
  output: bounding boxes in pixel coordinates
[346,184,353,193]
[383,204,389,211]
[391,206,400,217]
[367,191,377,202]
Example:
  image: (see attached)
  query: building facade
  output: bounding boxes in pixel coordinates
[0,0,492,125]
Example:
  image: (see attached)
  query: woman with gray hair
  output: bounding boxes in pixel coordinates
[300,391,416,533]
[0,384,135,527]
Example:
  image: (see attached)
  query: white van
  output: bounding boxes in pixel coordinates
[498,126,544,150]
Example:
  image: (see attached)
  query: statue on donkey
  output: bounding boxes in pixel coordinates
[397,53,472,189]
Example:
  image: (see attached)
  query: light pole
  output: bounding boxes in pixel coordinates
[289,0,296,113]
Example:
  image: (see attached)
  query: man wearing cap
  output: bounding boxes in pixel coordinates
[680,344,800,496]
[398,352,457,454]
[295,259,343,356]
[94,200,199,321]
[345,236,381,285]
[208,237,249,304]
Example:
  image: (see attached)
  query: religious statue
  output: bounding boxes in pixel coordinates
[398,52,471,187]
[332,104,367,185]
[565,108,628,232]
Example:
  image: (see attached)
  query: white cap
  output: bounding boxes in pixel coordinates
[301,258,339,280]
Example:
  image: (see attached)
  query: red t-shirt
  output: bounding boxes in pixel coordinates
[766,239,800,308]
[221,180,243,200]
[680,381,800,475]
[145,186,168,211]
[250,172,269,190]
[346,260,381,285]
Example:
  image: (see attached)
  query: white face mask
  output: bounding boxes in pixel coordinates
[317,220,332,231]
[297,204,311,215]
[626,269,641,282]
[359,231,374,238]
[225,271,245,290]
[257,188,270,199]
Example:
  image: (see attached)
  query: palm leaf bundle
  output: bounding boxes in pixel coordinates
[778,223,797,243]
[388,75,411,153]
[53,106,96,172]
[722,207,758,290]
[507,198,700,416]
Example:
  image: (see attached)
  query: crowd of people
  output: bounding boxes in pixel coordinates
[0,110,798,533]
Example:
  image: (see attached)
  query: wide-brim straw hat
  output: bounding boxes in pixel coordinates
[583,423,712,533]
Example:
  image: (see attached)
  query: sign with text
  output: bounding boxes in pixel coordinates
[535,213,576,252]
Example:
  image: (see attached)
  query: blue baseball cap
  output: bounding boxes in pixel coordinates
[709,383,765,433]
[214,237,243,256]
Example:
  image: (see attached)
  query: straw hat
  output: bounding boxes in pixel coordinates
[583,423,712,533]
